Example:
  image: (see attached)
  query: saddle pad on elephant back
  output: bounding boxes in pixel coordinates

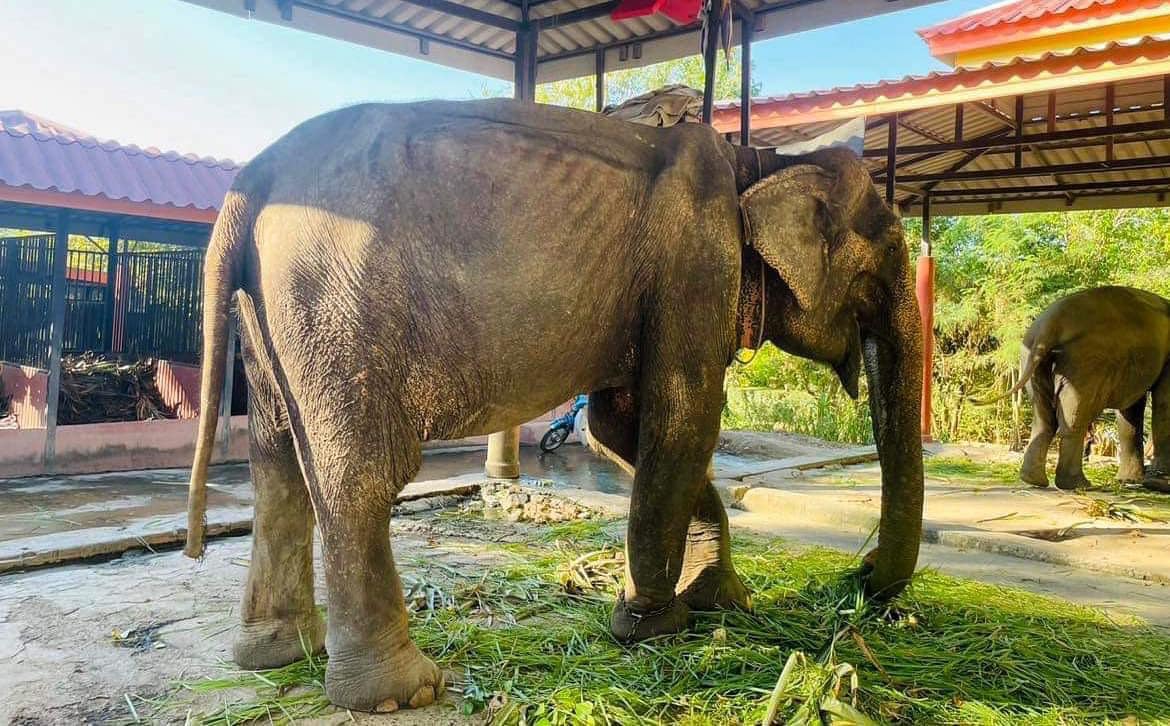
[602,85,703,128]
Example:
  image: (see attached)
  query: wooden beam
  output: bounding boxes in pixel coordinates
[701,0,719,125]
[534,0,619,30]
[898,116,949,145]
[953,103,964,142]
[1014,96,1024,168]
[1105,83,1116,162]
[928,177,1170,198]
[594,49,605,112]
[381,0,518,30]
[898,154,1170,184]
[886,114,898,204]
[860,118,1170,157]
[1047,92,1057,133]
[1164,74,1170,121]
[294,1,516,60]
[740,13,752,145]
[103,221,119,355]
[44,210,70,467]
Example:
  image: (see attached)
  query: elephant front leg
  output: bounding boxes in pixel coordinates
[611,369,724,643]
[1116,397,1147,485]
[676,480,751,612]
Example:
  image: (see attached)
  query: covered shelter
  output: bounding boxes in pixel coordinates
[0,109,239,466]
[709,0,1170,439]
[180,0,946,476]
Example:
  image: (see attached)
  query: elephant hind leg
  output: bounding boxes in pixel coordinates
[1020,362,1057,488]
[231,322,323,671]
[1054,384,1093,491]
[286,386,442,712]
[1116,396,1147,484]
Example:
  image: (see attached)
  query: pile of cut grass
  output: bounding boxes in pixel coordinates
[181,518,1170,725]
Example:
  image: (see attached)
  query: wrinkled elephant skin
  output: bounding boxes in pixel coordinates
[181,100,924,711]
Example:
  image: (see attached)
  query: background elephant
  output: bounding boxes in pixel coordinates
[183,99,923,712]
[1011,286,1170,491]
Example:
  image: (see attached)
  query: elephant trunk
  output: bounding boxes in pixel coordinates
[860,259,924,599]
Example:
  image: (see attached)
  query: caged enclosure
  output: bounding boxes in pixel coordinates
[0,232,247,425]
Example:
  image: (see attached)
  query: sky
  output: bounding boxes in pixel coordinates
[3,0,990,162]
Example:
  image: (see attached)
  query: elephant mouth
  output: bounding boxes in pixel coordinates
[833,318,863,400]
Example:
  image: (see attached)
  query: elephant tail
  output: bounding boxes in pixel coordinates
[974,343,1049,406]
[184,189,252,559]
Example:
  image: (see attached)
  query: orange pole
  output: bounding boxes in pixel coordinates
[916,197,935,442]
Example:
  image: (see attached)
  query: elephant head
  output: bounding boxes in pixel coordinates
[735,146,924,598]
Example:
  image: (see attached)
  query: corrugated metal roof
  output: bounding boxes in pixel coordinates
[717,36,1170,216]
[918,0,1166,40]
[712,36,1170,128]
[184,0,945,83]
[0,110,239,214]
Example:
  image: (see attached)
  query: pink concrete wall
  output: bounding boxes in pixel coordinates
[0,363,48,429]
[155,360,201,419]
[0,415,248,479]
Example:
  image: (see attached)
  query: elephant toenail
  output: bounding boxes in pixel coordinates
[375,698,399,713]
[409,686,435,708]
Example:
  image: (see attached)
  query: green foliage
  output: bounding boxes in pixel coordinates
[915,208,1170,443]
[725,209,1170,444]
[536,50,760,110]
[183,531,1170,724]
[722,344,872,444]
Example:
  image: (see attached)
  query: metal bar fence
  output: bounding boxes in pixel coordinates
[0,236,206,368]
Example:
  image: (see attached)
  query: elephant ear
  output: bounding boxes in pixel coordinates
[740,164,838,310]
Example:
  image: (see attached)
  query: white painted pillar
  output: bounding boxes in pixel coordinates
[485,427,521,479]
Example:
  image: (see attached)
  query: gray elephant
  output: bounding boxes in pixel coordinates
[183,99,924,712]
[1011,286,1170,491]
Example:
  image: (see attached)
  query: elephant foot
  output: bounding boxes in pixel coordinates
[1054,473,1090,491]
[1117,466,1145,485]
[677,564,752,612]
[610,593,690,643]
[233,611,325,670]
[324,630,445,712]
[1019,467,1049,488]
[1142,473,1170,494]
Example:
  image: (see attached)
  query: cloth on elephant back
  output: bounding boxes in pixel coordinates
[602,85,703,128]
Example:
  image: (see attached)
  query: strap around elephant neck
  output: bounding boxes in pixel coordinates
[735,254,766,364]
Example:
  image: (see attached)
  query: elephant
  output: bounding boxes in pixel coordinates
[182,99,924,712]
[1011,286,1170,492]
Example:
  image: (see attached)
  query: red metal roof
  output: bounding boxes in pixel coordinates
[712,35,1170,129]
[918,0,1167,47]
[0,110,239,221]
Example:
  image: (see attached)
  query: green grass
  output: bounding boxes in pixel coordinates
[925,455,1123,489]
[179,522,1170,725]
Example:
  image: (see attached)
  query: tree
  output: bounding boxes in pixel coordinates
[536,50,760,110]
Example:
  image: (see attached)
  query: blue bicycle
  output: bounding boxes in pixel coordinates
[540,394,588,452]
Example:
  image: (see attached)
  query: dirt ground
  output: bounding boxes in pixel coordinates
[0,506,531,725]
[4,431,1167,724]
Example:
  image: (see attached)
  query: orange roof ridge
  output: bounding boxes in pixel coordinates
[918,0,1170,61]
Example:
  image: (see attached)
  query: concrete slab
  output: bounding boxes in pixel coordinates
[727,461,1170,585]
[714,446,879,480]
